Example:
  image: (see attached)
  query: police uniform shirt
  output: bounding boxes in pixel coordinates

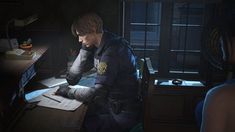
[68,31,138,105]
[94,31,138,101]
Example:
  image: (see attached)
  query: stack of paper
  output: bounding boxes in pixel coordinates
[5,50,36,60]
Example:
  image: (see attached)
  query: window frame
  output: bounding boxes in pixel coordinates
[122,0,218,80]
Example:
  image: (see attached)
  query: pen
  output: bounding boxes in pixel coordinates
[43,94,61,103]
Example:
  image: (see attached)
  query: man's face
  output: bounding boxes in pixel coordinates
[76,31,97,48]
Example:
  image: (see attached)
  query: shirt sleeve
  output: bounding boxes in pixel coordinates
[68,84,109,105]
[66,48,94,85]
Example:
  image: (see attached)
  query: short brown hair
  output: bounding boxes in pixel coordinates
[71,13,103,36]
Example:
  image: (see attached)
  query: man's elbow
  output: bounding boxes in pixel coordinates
[66,73,82,85]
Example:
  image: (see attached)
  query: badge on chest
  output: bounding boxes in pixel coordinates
[94,58,107,75]
[97,62,107,75]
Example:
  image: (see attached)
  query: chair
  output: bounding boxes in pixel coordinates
[139,58,151,103]
[130,58,151,132]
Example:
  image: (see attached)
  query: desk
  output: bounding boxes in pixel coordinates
[1,46,48,74]
[10,104,87,132]
[144,78,207,132]
[6,73,95,132]
[1,45,48,99]
[0,45,49,131]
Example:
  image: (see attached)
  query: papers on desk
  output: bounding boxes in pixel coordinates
[25,89,50,101]
[39,77,67,87]
[154,80,204,87]
[27,85,89,111]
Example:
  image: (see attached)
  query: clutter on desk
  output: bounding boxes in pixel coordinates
[5,38,36,60]
[19,38,33,51]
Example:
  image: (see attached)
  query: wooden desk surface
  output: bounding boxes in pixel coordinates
[0,45,49,131]
[0,45,49,104]
[1,45,48,76]
[2,54,94,132]
[10,104,88,132]
[5,71,95,132]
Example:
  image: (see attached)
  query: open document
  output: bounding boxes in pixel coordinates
[27,85,89,111]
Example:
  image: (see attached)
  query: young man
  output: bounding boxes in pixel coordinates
[55,13,141,132]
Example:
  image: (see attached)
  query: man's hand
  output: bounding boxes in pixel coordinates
[55,85,71,98]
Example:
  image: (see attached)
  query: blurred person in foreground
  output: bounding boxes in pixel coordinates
[200,26,235,132]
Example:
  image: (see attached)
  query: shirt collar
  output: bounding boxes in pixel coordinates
[96,31,108,55]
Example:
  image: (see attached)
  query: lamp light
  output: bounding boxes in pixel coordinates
[3,14,38,59]
[6,14,38,50]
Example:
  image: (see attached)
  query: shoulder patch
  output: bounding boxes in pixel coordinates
[97,62,107,75]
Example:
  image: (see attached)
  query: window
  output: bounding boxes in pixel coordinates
[123,1,207,79]
[170,3,204,74]
[124,1,161,71]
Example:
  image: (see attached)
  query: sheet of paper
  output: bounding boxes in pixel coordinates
[27,85,91,111]
[157,80,204,87]
[39,77,67,87]
[36,86,82,111]
[68,85,90,89]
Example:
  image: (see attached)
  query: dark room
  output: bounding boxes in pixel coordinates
[0,0,235,132]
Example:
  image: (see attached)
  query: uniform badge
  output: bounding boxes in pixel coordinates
[98,62,107,75]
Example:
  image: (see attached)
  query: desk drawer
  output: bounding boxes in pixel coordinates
[19,64,36,89]
[149,95,184,120]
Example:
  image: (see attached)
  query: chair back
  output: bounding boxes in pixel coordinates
[139,58,151,101]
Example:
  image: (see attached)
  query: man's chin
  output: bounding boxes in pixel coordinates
[85,44,96,48]
[85,45,92,48]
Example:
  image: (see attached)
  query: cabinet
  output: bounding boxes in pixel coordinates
[144,77,207,132]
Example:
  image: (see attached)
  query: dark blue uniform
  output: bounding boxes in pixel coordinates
[67,31,141,132]
[94,31,139,103]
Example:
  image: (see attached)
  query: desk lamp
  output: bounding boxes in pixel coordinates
[5,14,38,59]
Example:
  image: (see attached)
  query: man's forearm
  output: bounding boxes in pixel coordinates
[68,84,108,104]
[66,72,82,85]
[66,48,94,85]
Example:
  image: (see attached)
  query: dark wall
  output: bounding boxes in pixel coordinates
[0,0,121,77]
[0,0,121,33]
